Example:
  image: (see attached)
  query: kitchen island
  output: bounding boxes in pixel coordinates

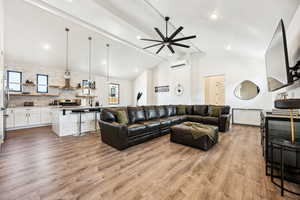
[51,106,101,137]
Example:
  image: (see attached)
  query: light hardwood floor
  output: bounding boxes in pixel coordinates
[0,125,299,200]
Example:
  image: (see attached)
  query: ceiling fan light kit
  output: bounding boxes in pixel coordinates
[141,17,197,54]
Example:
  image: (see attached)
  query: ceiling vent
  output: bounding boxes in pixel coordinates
[170,60,187,69]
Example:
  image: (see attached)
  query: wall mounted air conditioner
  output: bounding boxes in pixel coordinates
[170,60,187,69]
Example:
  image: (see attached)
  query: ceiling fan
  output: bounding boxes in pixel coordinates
[140,16,197,54]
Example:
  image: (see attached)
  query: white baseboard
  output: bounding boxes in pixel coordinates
[6,124,51,131]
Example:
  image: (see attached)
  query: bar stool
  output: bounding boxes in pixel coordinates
[270,138,300,196]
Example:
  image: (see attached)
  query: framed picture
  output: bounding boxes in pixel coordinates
[108,83,120,105]
[82,80,89,88]
[155,86,170,93]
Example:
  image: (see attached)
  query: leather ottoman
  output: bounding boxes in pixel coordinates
[170,122,219,151]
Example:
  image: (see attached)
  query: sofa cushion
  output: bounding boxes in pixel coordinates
[144,106,159,120]
[187,115,205,123]
[176,105,186,115]
[186,105,193,115]
[208,105,222,117]
[140,120,161,130]
[158,106,167,118]
[168,116,183,124]
[193,105,208,116]
[202,117,219,126]
[127,107,146,124]
[166,105,177,116]
[100,109,116,123]
[187,115,218,126]
[127,124,147,137]
[160,118,172,127]
[115,110,129,125]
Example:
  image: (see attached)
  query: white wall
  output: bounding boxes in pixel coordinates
[5,64,133,107]
[191,52,273,110]
[133,69,153,106]
[0,0,4,143]
[152,58,192,105]
[149,52,272,110]
[0,0,4,108]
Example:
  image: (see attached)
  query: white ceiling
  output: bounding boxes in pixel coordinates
[94,0,300,58]
[4,0,300,79]
[4,0,162,80]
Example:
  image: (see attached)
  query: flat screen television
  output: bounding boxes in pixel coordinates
[265,19,292,92]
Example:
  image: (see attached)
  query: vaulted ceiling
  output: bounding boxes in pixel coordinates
[4,0,300,79]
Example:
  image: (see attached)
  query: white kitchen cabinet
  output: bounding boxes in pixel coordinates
[6,107,52,130]
[14,109,28,127]
[5,109,15,128]
[27,108,41,126]
[40,108,51,124]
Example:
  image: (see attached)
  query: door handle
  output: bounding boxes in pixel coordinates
[4,114,9,117]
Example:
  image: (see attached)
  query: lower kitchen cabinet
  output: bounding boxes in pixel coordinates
[6,107,53,130]
[5,109,15,129]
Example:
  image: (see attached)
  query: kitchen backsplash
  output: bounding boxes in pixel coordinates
[6,64,97,107]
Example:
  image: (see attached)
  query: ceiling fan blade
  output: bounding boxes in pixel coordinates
[143,42,163,49]
[156,45,165,54]
[171,43,190,48]
[154,28,166,41]
[172,35,196,43]
[168,26,184,40]
[167,45,175,53]
[140,38,163,42]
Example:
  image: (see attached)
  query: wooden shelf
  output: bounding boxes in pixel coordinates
[22,83,36,86]
[76,87,97,90]
[76,95,97,98]
[49,85,60,88]
[10,93,59,97]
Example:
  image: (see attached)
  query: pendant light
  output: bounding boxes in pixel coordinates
[106,44,110,83]
[64,28,71,79]
[88,36,92,88]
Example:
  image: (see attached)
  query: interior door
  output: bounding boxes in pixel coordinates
[204,75,225,105]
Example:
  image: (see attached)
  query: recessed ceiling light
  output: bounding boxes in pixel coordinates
[136,35,142,40]
[43,44,51,50]
[102,60,107,65]
[210,13,218,20]
[225,44,232,50]
[65,0,73,2]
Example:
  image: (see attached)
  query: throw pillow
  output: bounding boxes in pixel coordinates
[209,106,222,117]
[115,110,129,125]
[177,105,186,115]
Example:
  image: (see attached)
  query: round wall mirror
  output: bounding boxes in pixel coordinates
[234,80,260,100]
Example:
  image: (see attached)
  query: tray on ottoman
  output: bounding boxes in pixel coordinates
[170,122,219,151]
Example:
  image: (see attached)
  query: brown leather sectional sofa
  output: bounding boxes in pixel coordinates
[99,105,231,150]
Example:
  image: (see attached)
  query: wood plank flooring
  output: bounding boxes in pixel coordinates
[0,125,299,200]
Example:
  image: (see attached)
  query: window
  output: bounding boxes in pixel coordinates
[37,74,48,93]
[7,70,22,92]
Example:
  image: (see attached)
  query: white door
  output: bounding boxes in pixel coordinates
[27,109,41,126]
[205,75,225,105]
[14,109,28,127]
